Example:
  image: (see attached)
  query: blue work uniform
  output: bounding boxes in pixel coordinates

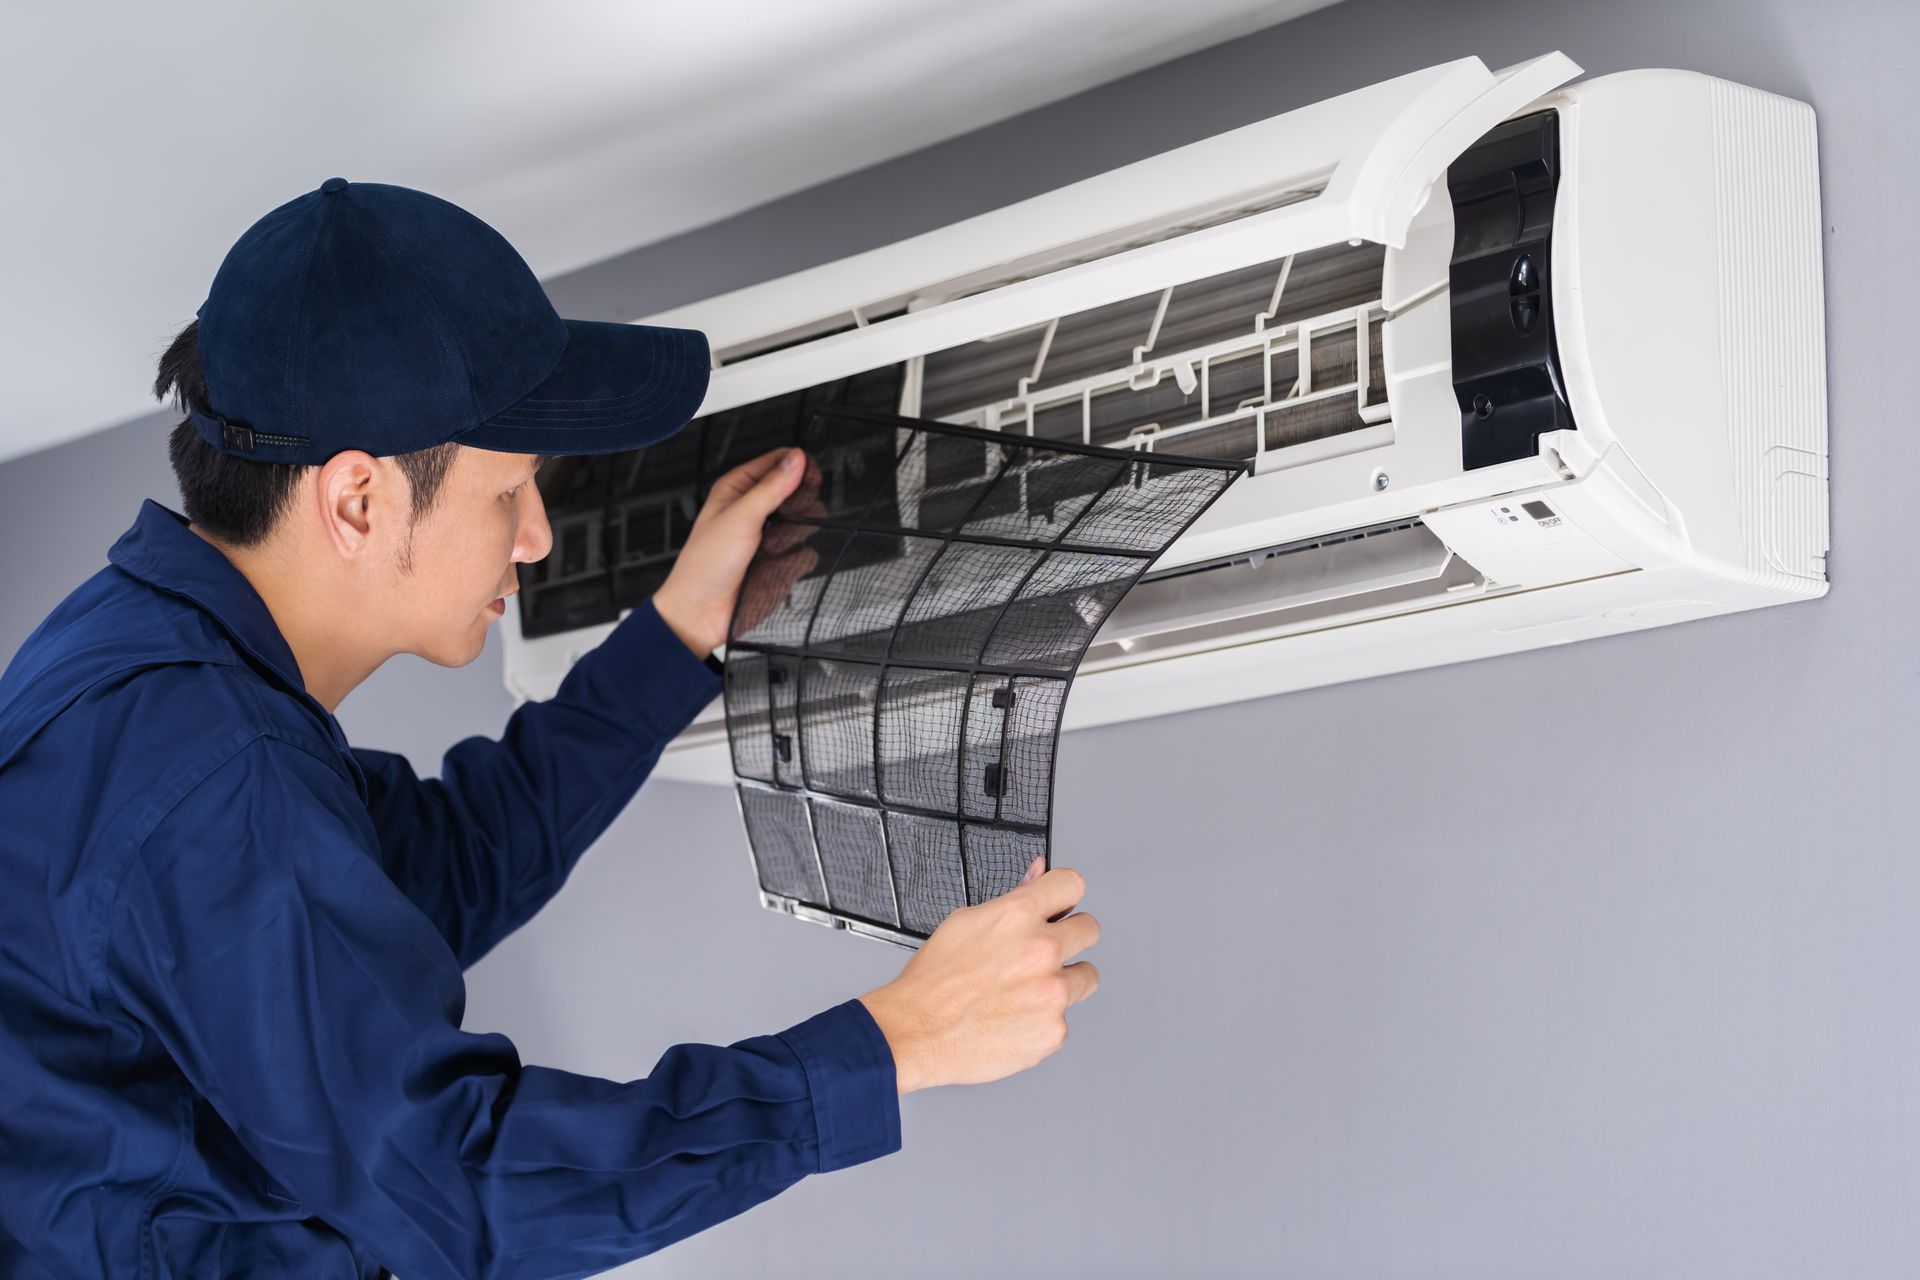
[0,499,901,1279]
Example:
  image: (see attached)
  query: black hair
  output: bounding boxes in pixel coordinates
[154,321,459,547]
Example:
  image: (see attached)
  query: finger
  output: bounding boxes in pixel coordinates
[700,449,804,527]
[720,448,806,525]
[759,517,819,556]
[1062,960,1100,1005]
[731,545,819,634]
[1020,855,1044,883]
[778,483,829,524]
[1052,910,1100,964]
[707,447,796,507]
[778,456,829,521]
[1013,865,1084,922]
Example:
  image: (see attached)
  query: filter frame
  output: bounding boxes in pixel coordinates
[724,405,1243,948]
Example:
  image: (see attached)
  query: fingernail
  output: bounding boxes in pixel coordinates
[783,450,802,471]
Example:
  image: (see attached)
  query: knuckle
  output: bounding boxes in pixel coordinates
[1045,973,1074,1007]
[1020,936,1056,969]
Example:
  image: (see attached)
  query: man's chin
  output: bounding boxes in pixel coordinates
[414,629,489,670]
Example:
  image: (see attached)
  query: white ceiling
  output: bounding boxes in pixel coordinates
[0,0,1340,466]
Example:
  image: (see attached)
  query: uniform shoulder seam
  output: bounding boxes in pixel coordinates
[88,728,271,1005]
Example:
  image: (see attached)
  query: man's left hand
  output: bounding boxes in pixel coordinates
[651,446,821,660]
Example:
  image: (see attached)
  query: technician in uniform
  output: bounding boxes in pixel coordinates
[0,179,1100,1279]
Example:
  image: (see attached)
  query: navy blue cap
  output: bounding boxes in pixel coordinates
[186,178,711,464]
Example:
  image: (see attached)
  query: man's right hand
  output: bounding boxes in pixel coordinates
[857,857,1101,1094]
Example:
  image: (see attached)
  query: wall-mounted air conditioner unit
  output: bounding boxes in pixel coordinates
[502,51,1828,784]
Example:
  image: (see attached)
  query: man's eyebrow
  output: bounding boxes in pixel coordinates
[530,454,549,473]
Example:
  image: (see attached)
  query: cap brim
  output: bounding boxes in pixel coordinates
[457,319,711,456]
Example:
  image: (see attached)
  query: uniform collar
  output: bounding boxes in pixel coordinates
[108,498,310,697]
[106,499,368,803]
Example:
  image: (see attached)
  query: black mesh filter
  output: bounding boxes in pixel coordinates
[517,365,904,640]
[726,406,1241,948]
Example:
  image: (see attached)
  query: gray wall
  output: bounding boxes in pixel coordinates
[5,0,1914,1275]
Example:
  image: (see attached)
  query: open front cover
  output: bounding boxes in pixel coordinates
[723,407,1241,947]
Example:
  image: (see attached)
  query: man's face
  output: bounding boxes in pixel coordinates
[387,446,552,667]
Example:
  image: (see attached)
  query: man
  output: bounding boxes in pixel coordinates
[0,179,1100,1279]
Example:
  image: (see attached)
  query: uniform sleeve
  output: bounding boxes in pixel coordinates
[104,737,900,1280]
[352,597,721,967]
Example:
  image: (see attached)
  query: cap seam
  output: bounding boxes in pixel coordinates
[288,197,331,445]
[352,199,484,430]
[486,335,689,423]
[510,330,676,406]
[474,327,695,435]
[509,356,671,405]
[486,391,680,425]
[453,317,576,437]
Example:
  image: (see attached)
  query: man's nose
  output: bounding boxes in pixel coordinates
[515,485,554,564]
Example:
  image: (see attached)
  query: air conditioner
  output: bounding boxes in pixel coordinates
[502,51,1828,785]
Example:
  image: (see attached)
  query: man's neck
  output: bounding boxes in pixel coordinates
[190,524,386,713]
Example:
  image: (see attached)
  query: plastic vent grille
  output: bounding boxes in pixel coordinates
[919,241,1388,466]
[724,406,1241,947]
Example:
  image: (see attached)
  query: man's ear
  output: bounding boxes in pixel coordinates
[314,450,384,559]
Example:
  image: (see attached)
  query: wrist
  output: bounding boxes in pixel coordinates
[858,988,935,1096]
[650,588,717,661]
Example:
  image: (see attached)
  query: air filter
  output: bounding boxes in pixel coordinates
[723,406,1241,947]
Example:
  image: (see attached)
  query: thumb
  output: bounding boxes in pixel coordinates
[1020,855,1044,884]
[731,447,805,523]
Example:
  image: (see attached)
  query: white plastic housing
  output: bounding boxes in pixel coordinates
[501,54,1828,785]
